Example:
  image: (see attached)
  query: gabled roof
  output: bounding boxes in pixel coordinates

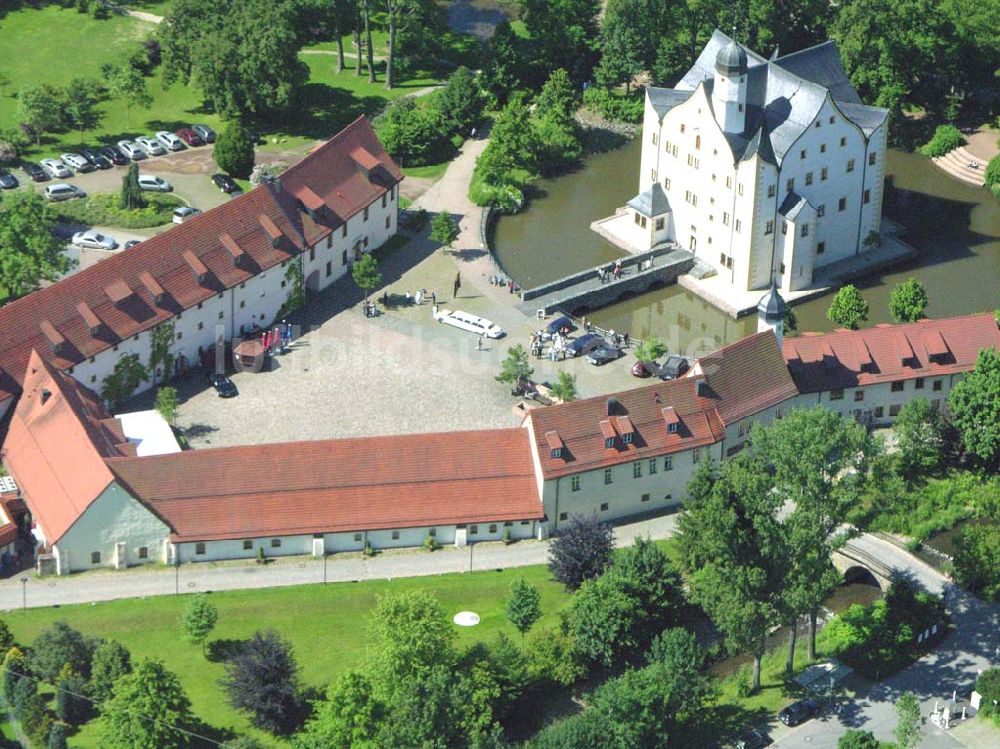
[527,333,796,480]
[783,314,1000,393]
[740,123,777,164]
[2,351,129,544]
[647,88,695,120]
[779,190,811,220]
[627,183,671,217]
[107,428,542,541]
[773,41,861,104]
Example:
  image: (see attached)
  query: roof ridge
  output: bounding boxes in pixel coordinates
[774,39,837,62]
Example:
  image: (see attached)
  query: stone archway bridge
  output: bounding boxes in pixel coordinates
[832,535,897,589]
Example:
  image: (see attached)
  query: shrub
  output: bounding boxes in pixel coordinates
[582,87,644,123]
[375,98,452,167]
[89,0,109,19]
[734,665,754,697]
[919,125,965,157]
[49,193,183,230]
[548,513,614,590]
[975,667,1000,719]
[952,523,1000,601]
[423,534,440,552]
[214,121,256,179]
[985,155,1000,194]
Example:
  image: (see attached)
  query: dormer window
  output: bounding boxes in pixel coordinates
[668,422,678,434]
[604,436,616,449]
[623,432,634,444]
[545,430,565,460]
[600,419,618,448]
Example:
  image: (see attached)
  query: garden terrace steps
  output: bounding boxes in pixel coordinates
[932,147,987,187]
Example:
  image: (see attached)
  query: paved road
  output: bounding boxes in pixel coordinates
[0,514,679,611]
[775,534,1000,749]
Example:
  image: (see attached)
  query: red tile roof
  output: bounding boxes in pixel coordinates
[106,429,542,542]
[2,351,130,544]
[527,333,795,480]
[783,314,1000,393]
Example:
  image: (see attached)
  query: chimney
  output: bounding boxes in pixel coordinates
[606,397,621,416]
[696,379,709,397]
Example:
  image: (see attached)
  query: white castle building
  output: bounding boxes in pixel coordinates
[609,30,888,295]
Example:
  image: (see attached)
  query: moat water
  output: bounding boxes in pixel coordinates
[494,136,1000,354]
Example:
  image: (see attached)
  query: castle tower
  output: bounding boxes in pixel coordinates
[712,40,748,134]
[757,278,786,346]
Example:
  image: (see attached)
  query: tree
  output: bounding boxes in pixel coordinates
[548,513,614,590]
[120,163,146,210]
[0,190,73,299]
[430,211,460,248]
[16,84,63,145]
[366,590,456,690]
[633,335,668,363]
[568,575,642,667]
[479,20,523,108]
[29,622,99,681]
[160,0,308,119]
[535,68,579,126]
[596,0,645,92]
[838,729,881,749]
[384,0,444,86]
[532,68,583,175]
[2,647,26,704]
[374,98,449,166]
[48,723,69,749]
[432,67,483,134]
[548,370,577,402]
[974,668,1000,719]
[55,664,91,725]
[520,0,600,85]
[99,658,195,749]
[0,619,14,654]
[948,349,1000,467]
[89,640,133,704]
[827,284,869,329]
[155,386,179,426]
[477,94,539,188]
[104,63,151,129]
[13,677,54,748]
[62,79,102,142]
[505,578,542,645]
[894,690,922,749]
[350,253,381,302]
[952,523,1000,601]
[495,344,534,393]
[294,670,384,749]
[101,354,149,408]
[213,120,255,179]
[894,398,945,476]
[374,663,471,748]
[605,537,684,647]
[889,277,928,322]
[222,630,301,734]
[181,594,217,654]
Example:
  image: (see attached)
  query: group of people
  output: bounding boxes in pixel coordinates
[375,288,436,313]
[530,330,567,360]
[490,275,518,294]
[597,259,625,284]
[607,329,630,348]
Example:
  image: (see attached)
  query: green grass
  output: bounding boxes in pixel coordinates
[48,192,184,229]
[4,564,572,748]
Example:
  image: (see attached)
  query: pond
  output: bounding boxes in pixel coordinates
[494,134,1000,354]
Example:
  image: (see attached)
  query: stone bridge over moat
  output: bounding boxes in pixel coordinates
[831,535,898,590]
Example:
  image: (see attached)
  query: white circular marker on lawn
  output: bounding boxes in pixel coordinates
[453,611,480,627]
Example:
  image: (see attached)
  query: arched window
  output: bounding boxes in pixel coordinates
[695,135,701,150]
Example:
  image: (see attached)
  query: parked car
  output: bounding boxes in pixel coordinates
[61,153,94,173]
[155,131,185,151]
[40,158,72,178]
[99,145,129,166]
[117,141,145,160]
[544,315,576,338]
[23,162,48,182]
[176,127,204,147]
[206,373,238,398]
[734,729,772,749]
[433,308,505,338]
[587,345,624,366]
[631,360,657,378]
[172,206,200,224]
[192,124,216,143]
[81,147,112,170]
[0,171,18,190]
[211,173,240,194]
[565,332,606,357]
[138,175,171,192]
[659,355,689,380]
[135,136,166,157]
[124,239,141,249]
[44,183,86,201]
[778,699,820,727]
[71,229,118,250]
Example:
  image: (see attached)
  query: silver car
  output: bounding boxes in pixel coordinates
[40,158,72,178]
[155,131,185,151]
[71,229,118,250]
[135,136,166,157]
[192,124,216,143]
[138,174,171,192]
[117,140,145,160]
[43,183,86,201]
[61,153,95,173]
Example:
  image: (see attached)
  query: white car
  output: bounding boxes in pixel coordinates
[155,131,185,151]
[61,153,94,173]
[43,183,86,201]
[172,206,200,224]
[138,175,171,192]
[135,136,166,157]
[117,140,145,160]
[433,308,505,338]
[71,229,118,250]
[40,158,72,178]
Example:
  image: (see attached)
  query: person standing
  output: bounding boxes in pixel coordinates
[454,272,461,299]
[476,335,483,350]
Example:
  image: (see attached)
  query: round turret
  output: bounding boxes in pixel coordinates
[716,40,748,77]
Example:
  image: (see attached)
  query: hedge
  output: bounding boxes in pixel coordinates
[918,125,965,157]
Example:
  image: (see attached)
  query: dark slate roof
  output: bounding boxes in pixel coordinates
[757,280,786,321]
[778,190,809,220]
[716,40,749,77]
[774,42,861,104]
[740,123,777,164]
[627,183,671,217]
[647,88,695,121]
[680,30,769,90]
[836,102,890,136]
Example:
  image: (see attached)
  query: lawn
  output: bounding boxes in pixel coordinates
[3,564,572,748]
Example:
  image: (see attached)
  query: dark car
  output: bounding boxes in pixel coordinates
[193,124,216,143]
[565,332,606,357]
[81,147,112,170]
[734,728,772,749]
[23,162,48,182]
[544,315,576,337]
[99,145,129,166]
[211,173,240,194]
[124,240,141,249]
[0,171,18,190]
[206,373,238,398]
[778,698,820,727]
[587,345,624,366]
[176,127,205,147]
[660,354,690,380]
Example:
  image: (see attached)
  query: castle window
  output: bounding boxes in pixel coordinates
[695,135,701,150]
[805,172,813,186]
[196,543,206,555]
[633,462,642,478]
[765,220,774,235]
[892,381,904,392]
[726,256,733,269]
[840,136,847,147]
[663,177,671,190]
[933,380,942,391]
[692,448,702,463]
[649,459,657,475]
[735,219,742,232]
[855,390,865,402]
[600,502,609,512]
[838,197,847,211]
[830,388,844,400]
[680,124,686,133]
[725,176,732,189]
[720,252,726,264]
[815,120,821,128]
[817,241,825,254]
[821,167,828,181]
[723,212,730,225]
[244,540,253,550]
[767,185,775,198]
[604,469,613,485]
[915,378,925,389]
[363,207,369,221]
[801,225,809,237]
[738,103,744,112]
[869,152,877,166]
[786,178,795,192]
[91,552,101,564]
[817,205,825,217]
[738,183,744,196]
[863,189,871,204]
[829,116,835,124]
[820,143,827,153]
[652,132,658,145]
[782,222,788,235]
[571,475,580,491]
[655,218,664,230]
[847,159,855,173]
[800,149,807,160]
[890,404,901,417]
[138,547,148,559]
[780,263,786,274]
[651,168,657,181]
[664,456,673,470]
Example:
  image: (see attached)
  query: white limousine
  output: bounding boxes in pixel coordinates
[433,308,505,338]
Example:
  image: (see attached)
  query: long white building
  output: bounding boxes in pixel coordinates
[618,30,888,294]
